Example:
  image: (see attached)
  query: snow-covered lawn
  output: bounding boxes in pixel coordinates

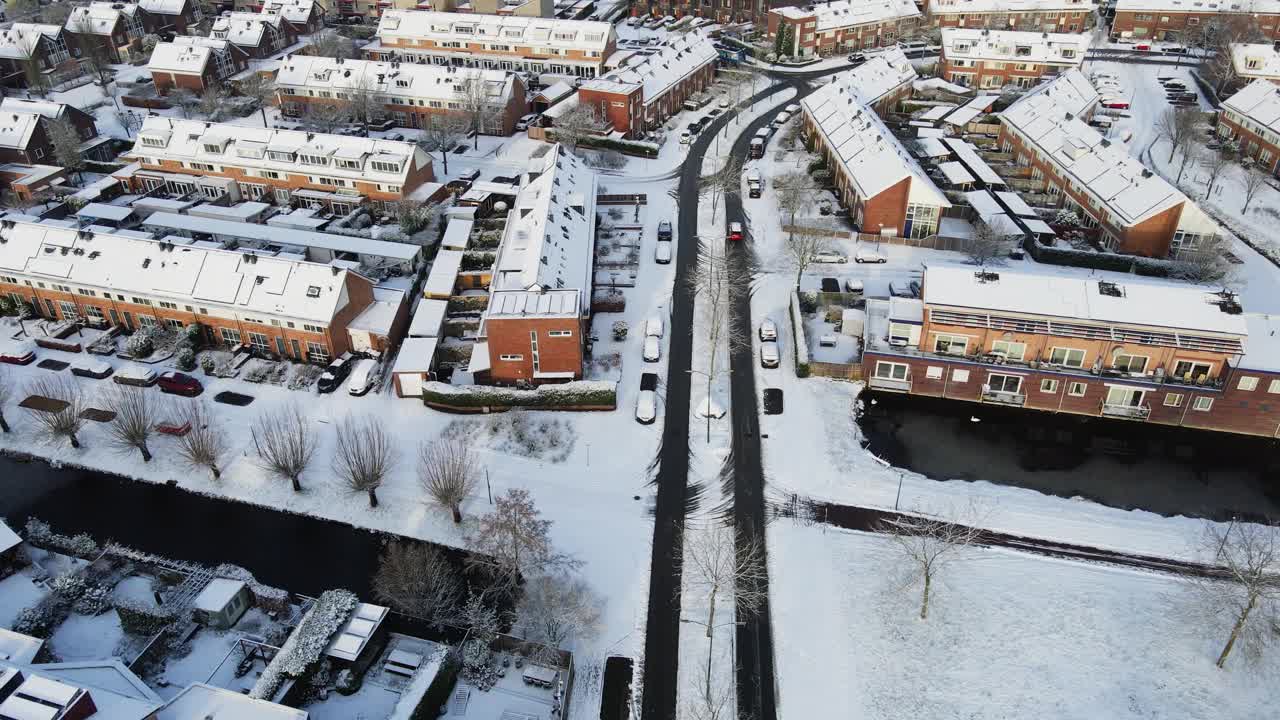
[0,569,47,629]
[769,521,1280,719]
[48,610,128,662]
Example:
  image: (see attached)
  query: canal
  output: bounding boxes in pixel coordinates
[859,392,1280,522]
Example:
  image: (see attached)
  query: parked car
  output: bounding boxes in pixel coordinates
[727,222,744,241]
[813,251,847,263]
[655,240,672,264]
[688,120,704,135]
[646,316,665,338]
[759,341,780,368]
[636,372,659,424]
[158,371,204,397]
[759,319,778,341]
[0,343,36,365]
[316,353,354,394]
[114,364,158,387]
[657,220,673,241]
[718,98,731,109]
[784,104,800,115]
[890,280,922,298]
[771,111,790,128]
[70,358,112,379]
[818,335,839,348]
[643,334,661,362]
[844,278,865,294]
[820,277,841,293]
[763,387,784,415]
[347,358,380,396]
[855,249,887,263]
[847,52,866,65]
[680,131,693,145]
[384,131,405,142]
[515,113,538,131]
[746,170,763,198]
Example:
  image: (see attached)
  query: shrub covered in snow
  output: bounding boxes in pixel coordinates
[1027,240,1175,277]
[114,596,176,636]
[422,381,616,410]
[124,331,155,358]
[73,584,111,615]
[24,518,99,559]
[11,600,66,638]
[251,589,358,700]
[175,348,196,371]
[50,571,87,601]
[790,292,810,378]
[335,668,361,695]
[213,564,291,614]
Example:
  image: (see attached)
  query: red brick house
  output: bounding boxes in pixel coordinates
[0,99,113,165]
[940,28,1089,89]
[260,0,326,36]
[64,2,146,64]
[138,0,204,35]
[0,23,77,90]
[576,32,717,138]
[148,36,251,94]
[210,11,294,59]
[767,0,923,58]
[925,0,1094,31]
[1111,0,1280,42]
[1219,79,1280,174]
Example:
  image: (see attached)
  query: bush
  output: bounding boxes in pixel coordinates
[796,363,811,378]
[114,597,176,636]
[1026,240,1174,277]
[182,323,205,350]
[12,600,66,638]
[124,331,154,358]
[213,564,291,614]
[335,668,362,695]
[24,518,99,559]
[422,380,616,410]
[447,296,490,313]
[175,348,196,371]
[798,293,818,314]
[250,589,358,700]
[547,131,659,158]
[412,649,460,720]
[73,584,111,615]
[461,252,496,272]
[51,572,87,601]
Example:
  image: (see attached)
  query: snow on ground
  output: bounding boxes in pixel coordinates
[0,568,47,629]
[769,522,1280,719]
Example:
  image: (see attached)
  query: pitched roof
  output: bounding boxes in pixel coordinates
[148,36,234,74]
[66,2,139,36]
[261,0,318,24]
[0,23,61,60]
[930,0,1097,13]
[827,46,916,106]
[770,0,921,31]
[157,683,308,720]
[1114,0,1280,12]
[376,9,613,53]
[211,11,282,47]
[275,55,515,107]
[138,0,189,15]
[1231,42,1280,80]
[1223,79,1280,140]
[0,112,42,152]
[582,32,717,106]
[941,28,1090,65]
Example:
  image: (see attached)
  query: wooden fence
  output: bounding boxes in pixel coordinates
[809,361,863,380]
[598,194,649,205]
[782,224,974,252]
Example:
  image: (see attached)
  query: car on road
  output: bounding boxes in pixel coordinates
[844,278,865,294]
[847,52,866,65]
[855,249,887,263]
[718,98,730,109]
[680,131,693,145]
[636,372,659,424]
[316,353,354,394]
[763,387,784,415]
[759,341,780,368]
[657,220,673,241]
[813,251,847,263]
[70,358,112,379]
[746,169,762,198]
[0,343,36,365]
[158,371,204,397]
[347,358,380,396]
[643,334,661,362]
[114,364,158,387]
[646,316,665,338]
[706,108,721,118]
[890,280,922,298]
[655,240,672,264]
[759,319,777,341]
[727,222,744,241]
[687,119,704,134]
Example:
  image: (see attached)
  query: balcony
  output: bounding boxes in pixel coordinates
[868,376,912,393]
[981,387,1026,405]
[1101,403,1151,420]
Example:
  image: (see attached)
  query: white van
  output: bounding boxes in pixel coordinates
[655,240,672,264]
[347,358,380,396]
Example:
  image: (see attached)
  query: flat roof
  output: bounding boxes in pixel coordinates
[424,250,463,297]
[193,578,245,613]
[393,336,439,374]
[157,683,308,719]
[408,299,447,338]
[141,212,420,261]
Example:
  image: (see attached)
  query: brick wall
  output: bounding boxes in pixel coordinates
[1112,10,1280,41]
[930,9,1090,32]
[1218,111,1280,174]
[579,84,644,136]
[484,315,584,384]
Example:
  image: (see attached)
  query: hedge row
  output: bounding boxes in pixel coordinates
[24,518,99,559]
[789,292,811,378]
[114,597,176,636]
[1027,239,1173,277]
[422,380,617,409]
[410,650,461,720]
[251,589,359,700]
[548,131,659,158]
[213,563,291,614]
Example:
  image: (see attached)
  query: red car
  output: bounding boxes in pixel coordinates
[157,371,204,397]
[727,222,744,241]
[0,344,36,365]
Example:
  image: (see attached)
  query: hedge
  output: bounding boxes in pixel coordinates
[213,563,291,614]
[410,650,461,720]
[422,380,617,410]
[1026,239,1173,277]
[547,131,659,158]
[448,296,490,313]
[251,589,359,700]
[24,518,99,559]
[114,597,176,636]
[789,292,810,378]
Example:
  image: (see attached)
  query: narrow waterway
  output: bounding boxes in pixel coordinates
[859,392,1280,522]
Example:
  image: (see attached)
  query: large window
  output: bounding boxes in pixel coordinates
[987,374,1022,394]
[307,341,330,365]
[58,301,78,320]
[1172,360,1213,382]
[1112,354,1147,373]
[248,332,269,353]
[220,328,241,345]
[1049,347,1086,368]
[933,334,968,356]
[874,361,909,380]
[991,340,1026,361]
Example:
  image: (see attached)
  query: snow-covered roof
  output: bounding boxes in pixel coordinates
[187,201,271,222]
[825,46,916,106]
[441,217,472,251]
[0,629,42,664]
[134,116,429,189]
[913,137,951,157]
[211,12,282,48]
[66,2,139,36]
[141,212,421,262]
[0,660,163,720]
[582,32,717,106]
[930,0,1096,14]
[0,24,61,61]
[938,161,975,184]
[376,10,613,53]
[0,99,79,126]
[1222,79,1280,141]
[1231,43,1280,81]
[325,603,388,662]
[0,112,41,152]
[1241,313,1280,372]
[0,219,361,323]
[802,67,950,210]
[138,0,188,16]
[922,263,1249,338]
[392,336,439,374]
[276,56,516,108]
[157,683,308,719]
[193,578,246,613]
[1000,71,1196,228]
[534,80,575,104]
[408,298,447,337]
[769,0,921,32]
[940,94,997,127]
[348,287,404,335]
[0,520,18,555]
[942,138,1004,185]
[486,289,580,318]
[149,36,234,74]
[488,145,596,312]
[1114,0,1278,12]
[260,0,317,24]
[424,249,462,297]
[942,28,1090,66]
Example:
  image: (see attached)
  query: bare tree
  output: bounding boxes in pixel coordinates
[169,88,200,118]
[173,400,228,480]
[418,439,479,524]
[1155,106,1201,164]
[697,156,743,222]
[345,78,382,136]
[1183,520,1280,668]
[519,572,604,648]
[237,72,275,127]
[1174,131,1200,185]
[25,376,87,449]
[0,367,11,433]
[103,386,157,462]
[372,541,463,629]
[965,218,1009,267]
[1169,234,1237,286]
[417,114,468,175]
[72,15,117,96]
[456,71,500,150]
[551,102,605,154]
[198,85,226,120]
[21,56,47,98]
[465,488,581,590]
[1241,162,1269,214]
[1201,16,1263,94]
[774,171,815,242]
[331,414,397,508]
[784,225,830,291]
[680,525,768,699]
[309,30,355,60]
[305,101,352,134]
[251,404,316,492]
[682,673,735,720]
[880,510,984,620]
[48,119,85,183]
[1201,147,1233,197]
[689,238,752,442]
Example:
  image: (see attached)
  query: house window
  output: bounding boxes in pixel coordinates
[303,324,324,333]
[933,334,968,356]
[925,366,943,379]
[888,322,914,344]
[84,306,104,323]
[138,315,157,329]
[1172,360,1213,382]
[987,374,1022,394]
[1068,382,1087,397]
[991,340,1026,361]
[220,328,241,345]
[873,361,909,380]
[1164,393,1183,407]
[952,369,970,383]
[1269,379,1280,394]
[58,301,78,319]
[1040,379,1058,393]
[248,332,269,353]
[1049,347,1086,368]
[1112,354,1147,373]
[307,341,329,364]
[1237,376,1259,391]
[1193,396,1214,412]
[499,354,524,361]
[547,330,573,337]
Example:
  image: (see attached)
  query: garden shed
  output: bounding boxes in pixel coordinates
[192,579,253,629]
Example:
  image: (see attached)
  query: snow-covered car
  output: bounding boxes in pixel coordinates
[515,113,538,131]
[317,353,354,394]
[844,278,865,294]
[718,98,730,109]
[636,372,659,424]
[759,319,778,341]
[646,316,665,338]
[759,341,780,368]
[655,240,672,264]
[643,334,661,362]
[680,131,693,145]
[855,249,887,264]
[114,364,158,387]
[813,252,847,263]
[70,358,112,379]
[727,222,744,241]
[346,358,380,396]
[0,342,36,366]
[158,371,204,397]
[784,104,800,115]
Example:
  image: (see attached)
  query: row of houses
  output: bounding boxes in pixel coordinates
[1111,0,1280,42]
[939,27,1089,88]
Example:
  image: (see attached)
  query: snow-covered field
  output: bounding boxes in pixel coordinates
[769,522,1280,719]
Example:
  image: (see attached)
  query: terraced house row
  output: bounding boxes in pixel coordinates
[1111,0,1280,42]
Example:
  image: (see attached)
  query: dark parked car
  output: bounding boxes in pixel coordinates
[657,220,673,241]
[0,344,35,365]
[70,359,113,379]
[820,277,841,293]
[763,388,784,415]
[847,53,866,65]
[158,371,204,397]
[489,175,519,185]
[316,354,354,394]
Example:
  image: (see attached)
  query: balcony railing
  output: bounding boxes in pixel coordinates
[1101,403,1151,420]
[868,376,912,392]
[982,388,1026,405]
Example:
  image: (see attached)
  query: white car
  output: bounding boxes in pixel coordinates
[813,251,847,263]
[515,113,538,131]
[646,316,665,338]
[784,104,800,115]
[759,341,780,368]
[680,131,693,145]
[346,358,380,396]
[636,372,659,424]
[844,278,865,294]
[855,249,887,264]
[759,319,778,341]
[718,98,730,109]
[655,240,672,264]
[643,334,661,362]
